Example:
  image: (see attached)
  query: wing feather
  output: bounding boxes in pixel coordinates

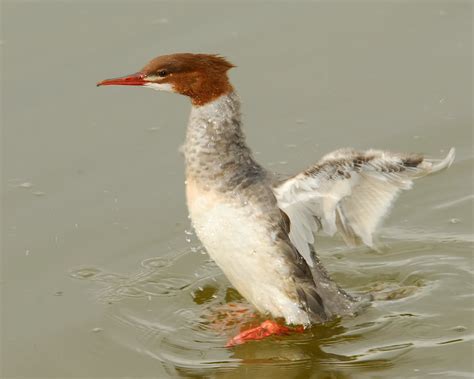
[274,148,455,267]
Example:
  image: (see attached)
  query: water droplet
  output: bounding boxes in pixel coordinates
[69,267,102,279]
[18,182,33,188]
[451,325,467,332]
[449,218,461,224]
[141,257,169,269]
[92,327,103,333]
[54,291,63,296]
[270,231,278,242]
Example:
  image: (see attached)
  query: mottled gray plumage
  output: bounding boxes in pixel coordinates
[184,92,266,191]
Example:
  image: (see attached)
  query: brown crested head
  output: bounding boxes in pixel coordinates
[97,53,235,106]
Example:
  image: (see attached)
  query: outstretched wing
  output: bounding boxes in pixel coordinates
[273,148,455,267]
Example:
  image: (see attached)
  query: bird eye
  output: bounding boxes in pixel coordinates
[157,70,168,77]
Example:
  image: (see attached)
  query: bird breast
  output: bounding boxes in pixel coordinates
[185,177,311,325]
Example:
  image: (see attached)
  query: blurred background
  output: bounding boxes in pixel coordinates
[2,1,472,378]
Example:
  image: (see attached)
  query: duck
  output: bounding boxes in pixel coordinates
[97,53,455,346]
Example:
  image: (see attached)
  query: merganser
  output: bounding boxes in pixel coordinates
[97,53,455,346]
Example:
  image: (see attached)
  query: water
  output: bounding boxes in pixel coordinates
[2,1,472,378]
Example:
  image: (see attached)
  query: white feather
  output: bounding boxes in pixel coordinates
[144,82,174,92]
[274,148,455,267]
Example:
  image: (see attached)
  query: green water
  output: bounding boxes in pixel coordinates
[2,1,472,378]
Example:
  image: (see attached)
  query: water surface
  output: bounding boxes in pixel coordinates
[2,1,472,378]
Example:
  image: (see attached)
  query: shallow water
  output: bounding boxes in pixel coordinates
[2,1,473,378]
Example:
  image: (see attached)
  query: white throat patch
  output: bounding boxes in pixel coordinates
[144,82,174,92]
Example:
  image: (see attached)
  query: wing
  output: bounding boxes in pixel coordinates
[273,147,455,267]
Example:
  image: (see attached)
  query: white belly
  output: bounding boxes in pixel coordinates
[186,179,310,325]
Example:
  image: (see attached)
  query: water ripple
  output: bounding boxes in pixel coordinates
[69,233,473,377]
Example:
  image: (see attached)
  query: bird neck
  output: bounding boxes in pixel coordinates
[184,92,264,192]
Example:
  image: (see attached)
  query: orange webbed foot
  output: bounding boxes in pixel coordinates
[226,320,304,347]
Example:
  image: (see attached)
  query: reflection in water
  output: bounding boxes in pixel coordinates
[69,228,472,377]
